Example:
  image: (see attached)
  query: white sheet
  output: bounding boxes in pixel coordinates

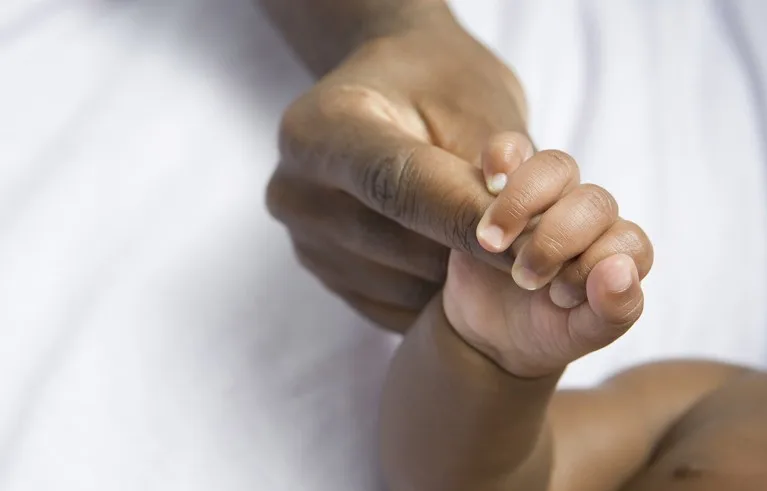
[0,1,765,489]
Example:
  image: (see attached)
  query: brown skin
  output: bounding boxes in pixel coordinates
[382,305,765,491]
[260,4,767,485]
[380,142,767,490]
[261,0,530,332]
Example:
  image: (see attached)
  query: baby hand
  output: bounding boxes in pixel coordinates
[443,133,653,378]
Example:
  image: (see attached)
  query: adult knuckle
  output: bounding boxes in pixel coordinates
[355,35,399,59]
[401,279,441,310]
[293,244,319,273]
[279,87,355,172]
[278,95,314,162]
[295,246,346,295]
[322,280,352,303]
[319,84,394,120]
[446,195,484,253]
[314,85,353,118]
[360,145,422,223]
[314,84,396,130]
[265,173,290,220]
[580,184,619,218]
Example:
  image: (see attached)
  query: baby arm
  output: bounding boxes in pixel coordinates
[378,134,747,491]
[379,293,557,491]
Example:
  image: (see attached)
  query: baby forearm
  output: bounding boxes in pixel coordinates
[379,294,558,491]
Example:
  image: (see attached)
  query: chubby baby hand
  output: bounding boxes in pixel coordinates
[444,133,653,378]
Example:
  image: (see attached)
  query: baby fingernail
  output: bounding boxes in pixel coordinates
[512,259,544,291]
[477,224,506,251]
[524,145,535,161]
[549,280,585,308]
[486,173,508,195]
[604,259,634,293]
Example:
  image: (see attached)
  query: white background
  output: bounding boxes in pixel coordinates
[0,1,766,489]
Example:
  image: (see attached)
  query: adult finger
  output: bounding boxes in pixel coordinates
[280,92,512,271]
[294,245,424,333]
[331,289,420,334]
[293,240,441,311]
[267,172,449,283]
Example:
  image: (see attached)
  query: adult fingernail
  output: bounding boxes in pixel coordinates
[549,280,585,308]
[477,224,506,251]
[486,173,508,195]
[604,258,634,293]
[511,257,545,291]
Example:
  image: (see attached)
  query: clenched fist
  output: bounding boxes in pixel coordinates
[445,141,654,378]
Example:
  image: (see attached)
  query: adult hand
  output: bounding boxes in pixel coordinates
[266,5,531,332]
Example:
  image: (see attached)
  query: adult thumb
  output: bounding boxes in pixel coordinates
[281,97,513,271]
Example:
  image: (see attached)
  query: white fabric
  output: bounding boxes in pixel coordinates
[0,0,765,489]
